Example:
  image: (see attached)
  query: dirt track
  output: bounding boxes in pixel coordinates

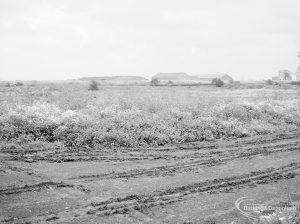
[0,130,299,223]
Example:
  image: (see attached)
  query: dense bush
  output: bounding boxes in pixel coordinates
[150,78,160,86]
[0,84,299,148]
[0,99,299,148]
[217,104,262,121]
[212,78,224,87]
[88,80,99,91]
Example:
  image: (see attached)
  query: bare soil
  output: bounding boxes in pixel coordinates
[0,130,299,223]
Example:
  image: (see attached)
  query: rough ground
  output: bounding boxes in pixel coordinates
[0,130,299,223]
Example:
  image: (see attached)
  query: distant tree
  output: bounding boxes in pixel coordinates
[5,82,10,87]
[15,82,23,86]
[150,78,160,86]
[167,80,173,85]
[212,78,224,87]
[88,80,99,91]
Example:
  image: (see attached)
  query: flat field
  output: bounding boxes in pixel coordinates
[0,83,299,223]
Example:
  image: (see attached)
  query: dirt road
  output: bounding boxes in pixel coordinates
[0,131,299,223]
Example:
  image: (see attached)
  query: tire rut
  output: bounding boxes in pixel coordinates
[0,181,74,195]
[4,130,300,163]
[85,162,300,216]
[71,141,300,181]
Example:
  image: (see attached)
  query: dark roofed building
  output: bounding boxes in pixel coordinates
[151,73,234,84]
[193,73,234,84]
[152,73,193,80]
[79,76,148,81]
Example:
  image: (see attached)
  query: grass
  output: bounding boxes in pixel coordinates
[0,82,299,149]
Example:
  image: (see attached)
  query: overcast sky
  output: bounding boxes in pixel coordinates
[0,0,299,81]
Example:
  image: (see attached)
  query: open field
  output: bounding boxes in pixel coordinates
[0,83,300,223]
[1,83,299,147]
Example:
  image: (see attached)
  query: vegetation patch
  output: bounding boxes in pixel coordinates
[0,84,299,149]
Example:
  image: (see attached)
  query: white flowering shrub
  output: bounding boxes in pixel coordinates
[0,87,299,148]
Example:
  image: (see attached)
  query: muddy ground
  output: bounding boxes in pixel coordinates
[0,131,299,223]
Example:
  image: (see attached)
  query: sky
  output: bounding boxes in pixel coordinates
[0,0,300,81]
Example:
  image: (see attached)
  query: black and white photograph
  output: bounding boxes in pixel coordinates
[0,0,300,223]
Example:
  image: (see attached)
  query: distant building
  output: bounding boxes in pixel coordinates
[272,53,300,81]
[152,73,198,84]
[278,70,296,81]
[152,72,234,84]
[193,73,234,84]
[153,73,192,80]
[78,76,149,85]
[79,76,148,81]
[272,70,297,82]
